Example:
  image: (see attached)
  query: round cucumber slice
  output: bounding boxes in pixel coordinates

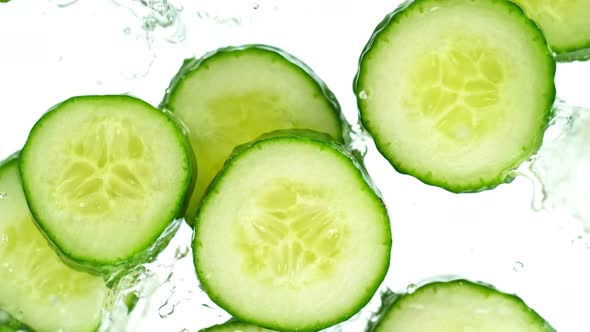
[193,130,391,332]
[509,0,590,60]
[19,95,194,268]
[201,321,275,332]
[0,154,107,332]
[355,0,555,192]
[374,279,553,331]
[162,45,345,225]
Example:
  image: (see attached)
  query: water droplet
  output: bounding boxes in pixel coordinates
[0,192,7,199]
[359,90,368,100]
[406,283,417,293]
[174,245,189,259]
[1,234,8,242]
[253,3,260,9]
[513,261,525,272]
[123,27,132,35]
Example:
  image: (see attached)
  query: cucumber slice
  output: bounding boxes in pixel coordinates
[510,0,590,60]
[19,95,194,268]
[0,154,107,332]
[193,129,391,331]
[201,321,275,332]
[374,279,553,331]
[355,0,555,192]
[162,45,345,225]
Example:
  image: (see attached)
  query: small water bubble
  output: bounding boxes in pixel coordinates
[56,55,63,62]
[0,192,7,199]
[201,303,215,309]
[158,303,175,318]
[174,245,189,259]
[512,261,525,272]
[406,283,417,294]
[123,27,132,35]
[359,90,368,100]
[49,295,59,305]
[253,2,260,9]
[0,234,7,242]
[49,0,79,8]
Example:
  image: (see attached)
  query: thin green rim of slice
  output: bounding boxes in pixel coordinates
[19,95,194,269]
[509,0,590,61]
[0,154,107,332]
[161,44,347,226]
[200,320,275,332]
[374,279,554,332]
[354,0,556,193]
[194,129,391,332]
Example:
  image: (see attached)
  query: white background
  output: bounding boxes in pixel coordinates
[1,0,590,331]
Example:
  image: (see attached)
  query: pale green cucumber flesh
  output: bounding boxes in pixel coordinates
[19,95,193,267]
[163,45,344,225]
[375,280,553,331]
[355,0,555,192]
[194,130,391,332]
[0,155,107,332]
[509,0,590,59]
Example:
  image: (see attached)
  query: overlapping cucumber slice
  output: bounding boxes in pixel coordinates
[374,279,554,332]
[194,130,391,331]
[162,45,346,224]
[19,95,194,268]
[0,154,107,332]
[510,0,590,60]
[355,0,555,192]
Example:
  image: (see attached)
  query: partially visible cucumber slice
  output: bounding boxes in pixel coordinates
[374,279,553,331]
[510,0,590,60]
[194,129,391,332]
[0,154,107,332]
[162,45,345,225]
[19,95,194,268]
[355,0,555,192]
[201,321,275,332]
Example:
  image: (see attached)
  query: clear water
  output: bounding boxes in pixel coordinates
[1,0,590,331]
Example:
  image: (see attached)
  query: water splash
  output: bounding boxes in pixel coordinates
[174,245,189,260]
[348,122,371,159]
[108,0,185,79]
[364,288,400,332]
[529,102,590,232]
